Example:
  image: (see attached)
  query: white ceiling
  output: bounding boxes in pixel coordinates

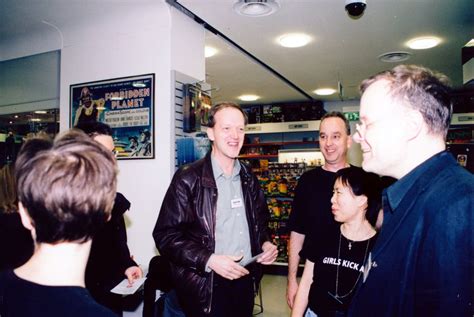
[1,0,473,106]
[177,0,473,104]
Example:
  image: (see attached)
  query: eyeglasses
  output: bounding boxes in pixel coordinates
[354,120,378,141]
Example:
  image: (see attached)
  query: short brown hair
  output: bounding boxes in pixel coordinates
[207,102,248,128]
[360,64,452,137]
[15,129,118,243]
[321,111,351,135]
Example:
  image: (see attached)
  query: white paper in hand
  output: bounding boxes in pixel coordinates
[110,277,146,295]
[241,252,265,267]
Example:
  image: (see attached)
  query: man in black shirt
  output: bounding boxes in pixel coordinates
[287,112,352,308]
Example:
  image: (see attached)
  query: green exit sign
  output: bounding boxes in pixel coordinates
[344,112,359,122]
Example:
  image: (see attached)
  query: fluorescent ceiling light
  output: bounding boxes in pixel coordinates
[406,37,441,50]
[238,94,260,101]
[233,0,280,17]
[314,88,336,96]
[205,46,218,58]
[30,118,41,122]
[278,33,311,48]
[34,110,47,114]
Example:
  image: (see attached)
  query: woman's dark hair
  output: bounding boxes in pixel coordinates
[336,167,382,226]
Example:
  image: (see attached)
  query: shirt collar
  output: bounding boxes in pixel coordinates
[385,151,449,212]
[211,155,241,180]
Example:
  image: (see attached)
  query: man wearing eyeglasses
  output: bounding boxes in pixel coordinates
[349,65,473,316]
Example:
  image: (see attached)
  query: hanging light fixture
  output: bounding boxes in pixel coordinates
[233,0,280,17]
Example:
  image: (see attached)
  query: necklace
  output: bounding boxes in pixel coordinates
[328,231,371,304]
[341,221,371,251]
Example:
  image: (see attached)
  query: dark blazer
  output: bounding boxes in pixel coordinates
[153,152,270,315]
[349,152,473,317]
[85,193,137,303]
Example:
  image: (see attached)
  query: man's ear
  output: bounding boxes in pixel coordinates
[346,132,353,150]
[18,202,34,231]
[404,109,424,141]
[207,127,215,142]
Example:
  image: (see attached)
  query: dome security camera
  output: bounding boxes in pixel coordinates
[345,0,367,17]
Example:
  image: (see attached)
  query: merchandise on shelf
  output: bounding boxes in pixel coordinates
[255,162,308,264]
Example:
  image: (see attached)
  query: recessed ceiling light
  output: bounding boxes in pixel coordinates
[465,39,474,47]
[205,46,218,58]
[406,37,441,50]
[9,121,13,124]
[14,115,18,118]
[238,94,260,101]
[233,0,280,17]
[378,51,412,63]
[314,88,336,96]
[278,33,311,48]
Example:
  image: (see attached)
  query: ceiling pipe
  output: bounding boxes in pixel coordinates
[165,0,315,101]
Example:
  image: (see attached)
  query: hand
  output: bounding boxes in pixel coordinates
[207,254,249,280]
[286,278,298,308]
[124,266,143,285]
[257,241,278,265]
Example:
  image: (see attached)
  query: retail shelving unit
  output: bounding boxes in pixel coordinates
[240,121,321,271]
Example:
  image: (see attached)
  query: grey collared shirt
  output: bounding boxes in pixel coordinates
[211,156,252,265]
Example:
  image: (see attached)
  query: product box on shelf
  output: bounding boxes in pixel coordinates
[255,162,307,264]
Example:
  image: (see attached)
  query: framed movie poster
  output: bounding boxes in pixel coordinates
[70,74,155,160]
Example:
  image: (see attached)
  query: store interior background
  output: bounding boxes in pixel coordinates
[1,1,472,316]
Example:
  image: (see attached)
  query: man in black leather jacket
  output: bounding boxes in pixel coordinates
[153,102,278,317]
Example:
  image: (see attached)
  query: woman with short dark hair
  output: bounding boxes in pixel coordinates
[292,167,381,317]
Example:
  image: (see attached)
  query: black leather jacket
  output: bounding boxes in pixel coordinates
[153,152,270,314]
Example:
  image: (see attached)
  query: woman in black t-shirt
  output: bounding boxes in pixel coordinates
[292,167,381,317]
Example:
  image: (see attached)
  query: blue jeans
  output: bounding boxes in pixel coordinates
[162,290,186,317]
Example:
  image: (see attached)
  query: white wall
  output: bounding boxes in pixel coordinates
[1,0,206,269]
[58,2,205,267]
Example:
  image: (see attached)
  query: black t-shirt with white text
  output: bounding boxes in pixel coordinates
[304,225,378,315]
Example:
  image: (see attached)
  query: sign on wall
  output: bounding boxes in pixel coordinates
[70,74,155,159]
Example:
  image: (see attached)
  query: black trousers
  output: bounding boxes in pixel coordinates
[210,274,254,317]
[180,274,255,317]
